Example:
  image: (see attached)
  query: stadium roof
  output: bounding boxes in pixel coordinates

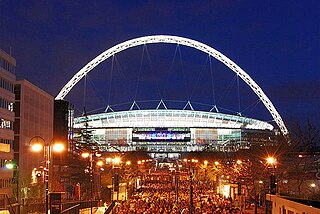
[74,109,273,131]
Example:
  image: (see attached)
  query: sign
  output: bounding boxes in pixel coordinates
[50,193,61,214]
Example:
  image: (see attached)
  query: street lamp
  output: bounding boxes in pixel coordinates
[266,156,277,195]
[30,136,65,214]
[81,151,94,214]
[81,151,104,214]
[5,161,19,205]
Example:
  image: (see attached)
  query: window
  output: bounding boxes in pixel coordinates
[0,77,14,92]
[0,97,14,111]
[0,118,13,130]
[0,57,15,74]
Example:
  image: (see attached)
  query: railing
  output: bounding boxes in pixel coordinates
[62,200,99,214]
[0,194,19,214]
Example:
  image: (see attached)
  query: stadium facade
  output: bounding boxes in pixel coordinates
[72,104,279,158]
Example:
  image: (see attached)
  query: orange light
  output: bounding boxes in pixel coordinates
[214,161,219,166]
[96,161,103,166]
[53,143,64,152]
[137,160,142,165]
[31,143,43,152]
[126,161,131,165]
[266,157,276,165]
[236,160,242,164]
[183,159,188,162]
[81,152,90,158]
[112,157,121,165]
[204,160,208,165]
[106,157,112,163]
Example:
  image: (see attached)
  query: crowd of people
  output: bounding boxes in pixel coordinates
[113,168,243,214]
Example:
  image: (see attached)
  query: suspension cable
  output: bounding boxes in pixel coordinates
[237,74,241,114]
[162,44,179,99]
[190,55,209,100]
[113,55,135,101]
[177,45,190,99]
[107,55,115,105]
[216,74,237,106]
[83,74,87,114]
[134,45,146,100]
[209,56,217,106]
[145,44,162,100]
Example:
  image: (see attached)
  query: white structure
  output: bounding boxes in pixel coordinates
[74,106,276,155]
[267,194,320,214]
[56,35,288,137]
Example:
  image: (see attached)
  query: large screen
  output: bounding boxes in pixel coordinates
[132,129,191,142]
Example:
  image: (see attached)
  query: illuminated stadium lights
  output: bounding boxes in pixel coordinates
[72,107,279,154]
[74,109,274,131]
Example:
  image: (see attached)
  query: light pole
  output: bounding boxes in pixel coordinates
[81,152,94,214]
[266,157,277,194]
[183,158,198,214]
[5,162,19,208]
[30,136,64,214]
[82,151,104,214]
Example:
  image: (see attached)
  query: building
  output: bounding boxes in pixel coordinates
[14,80,54,204]
[0,49,16,200]
[73,102,279,159]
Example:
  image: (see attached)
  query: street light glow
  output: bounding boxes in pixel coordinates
[96,160,104,166]
[53,143,64,152]
[267,157,276,165]
[32,143,43,152]
[311,183,316,188]
[82,152,90,158]
[112,157,121,165]
[5,163,14,169]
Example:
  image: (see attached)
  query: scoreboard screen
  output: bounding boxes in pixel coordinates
[132,129,190,142]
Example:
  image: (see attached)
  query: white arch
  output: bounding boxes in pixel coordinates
[55,35,288,136]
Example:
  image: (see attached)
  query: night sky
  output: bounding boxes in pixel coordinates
[1,1,319,130]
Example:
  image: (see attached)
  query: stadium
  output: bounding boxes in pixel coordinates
[73,103,278,159]
[56,35,288,159]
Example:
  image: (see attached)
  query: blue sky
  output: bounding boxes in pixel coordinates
[0,1,319,129]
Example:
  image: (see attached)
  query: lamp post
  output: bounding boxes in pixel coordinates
[5,162,19,208]
[81,151,104,214]
[30,136,64,214]
[81,152,94,214]
[266,157,277,194]
[183,158,198,214]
